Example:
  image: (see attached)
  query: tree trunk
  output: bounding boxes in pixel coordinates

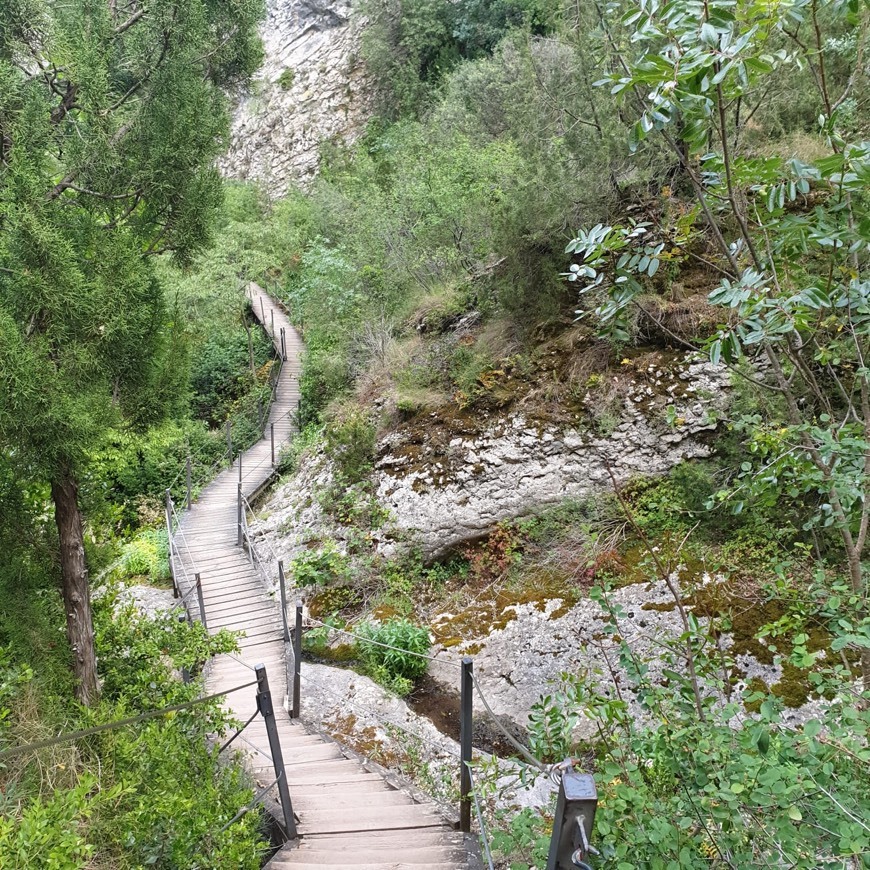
[51,466,99,706]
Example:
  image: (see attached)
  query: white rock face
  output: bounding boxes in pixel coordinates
[376,355,729,559]
[219,0,373,192]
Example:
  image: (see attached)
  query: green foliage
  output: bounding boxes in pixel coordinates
[323,407,377,486]
[359,0,558,117]
[189,322,272,425]
[85,419,226,531]
[93,590,239,706]
[489,806,551,870]
[0,588,266,869]
[290,543,350,588]
[0,776,109,870]
[119,529,170,584]
[356,618,431,695]
[0,645,33,734]
[302,616,349,657]
[277,68,296,90]
[527,676,580,763]
[516,573,870,868]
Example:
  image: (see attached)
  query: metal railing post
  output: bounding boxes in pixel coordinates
[255,665,297,839]
[165,489,178,599]
[278,560,290,643]
[280,327,287,361]
[237,483,243,547]
[239,453,242,484]
[460,657,473,833]
[258,398,263,432]
[270,308,275,338]
[186,454,192,509]
[195,573,207,630]
[292,601,302,719]
[180,615,191,681]
[271,422,275,466]
[260,296,266,325]
[225,420,232,464]
[546,771,598,870]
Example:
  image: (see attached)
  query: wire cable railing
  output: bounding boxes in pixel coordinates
[0,679,258,761]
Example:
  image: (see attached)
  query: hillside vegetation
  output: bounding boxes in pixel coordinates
[227,0,870,866]
[0,0,868,867]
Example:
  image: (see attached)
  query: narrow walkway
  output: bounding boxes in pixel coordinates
[175,283,473,869]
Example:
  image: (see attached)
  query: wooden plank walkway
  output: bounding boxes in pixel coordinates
[174,283,474,869]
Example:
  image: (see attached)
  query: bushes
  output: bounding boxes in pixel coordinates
[119,529,170,584]
[189,323,271,426]
[290,543,350,588]
[0,592,267,869]
[323,407,377,486]
[356,619,430,696]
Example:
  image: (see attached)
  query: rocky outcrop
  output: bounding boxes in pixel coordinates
[251,351,728,570]
[377,356,726,559]
[219,0,373,192]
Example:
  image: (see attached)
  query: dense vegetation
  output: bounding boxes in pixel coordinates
[1,0,868,866]
[0,2,286,866]
[222,0,869,866]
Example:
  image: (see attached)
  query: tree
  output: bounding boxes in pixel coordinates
[565,0,870,689]
[0,0,263,703]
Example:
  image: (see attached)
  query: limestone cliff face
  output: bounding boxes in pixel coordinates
[252,352,729,567]
[375,356,727,559]
[219,0,373,193]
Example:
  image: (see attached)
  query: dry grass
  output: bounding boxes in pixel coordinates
[636,291,723,344]
[2,683,83,799]
[754,131,831,164]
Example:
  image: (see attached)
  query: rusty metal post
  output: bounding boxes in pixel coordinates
[237,483,243,547]
[546,771,598,870]
[255,665,297,838]
[278,560,290,643]
[165,489,178,598]
[460,657,473,833]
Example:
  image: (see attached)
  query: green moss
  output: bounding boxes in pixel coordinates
[770,661,813,708]
[309,584,362,616]
[277,68,295,90]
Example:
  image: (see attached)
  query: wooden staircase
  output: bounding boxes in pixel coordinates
[173,283,477,869]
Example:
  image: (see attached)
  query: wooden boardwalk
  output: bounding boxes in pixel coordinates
[174,283,474,869]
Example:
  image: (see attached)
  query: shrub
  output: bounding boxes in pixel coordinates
[119,529,170,583]
[356,618,430,696]
[323,407,377,486]
[277,68,295,90]
[290,543,350,588]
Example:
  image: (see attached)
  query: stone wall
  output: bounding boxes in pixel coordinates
[219,0,373,193]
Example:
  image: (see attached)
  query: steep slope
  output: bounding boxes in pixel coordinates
[219,0,373,192]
